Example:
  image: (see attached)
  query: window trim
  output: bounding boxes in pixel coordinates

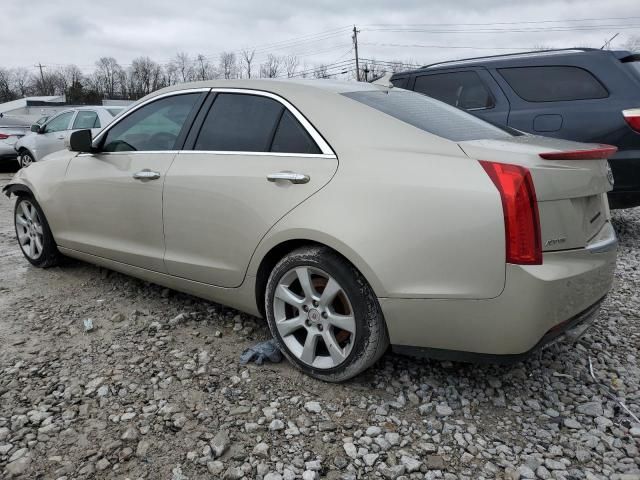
[497,65,610,103]
[91,87,335,158]
[413,70,496,111]
[43,110,75,133]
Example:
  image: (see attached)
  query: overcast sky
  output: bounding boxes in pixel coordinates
[1,0,639,75]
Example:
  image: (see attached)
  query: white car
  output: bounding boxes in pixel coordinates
[14,107,124,167]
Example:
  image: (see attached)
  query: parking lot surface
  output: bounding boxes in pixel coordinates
[0,170,639,479]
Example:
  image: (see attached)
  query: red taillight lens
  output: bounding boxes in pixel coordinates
[479,161,542,265]
[539,144,617,160]
[623,108,640,133]
[0,133,10,140]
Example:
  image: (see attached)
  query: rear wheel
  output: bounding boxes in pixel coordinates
[14,196,62,267]
[265,246,389,382]
[18,150,34,168]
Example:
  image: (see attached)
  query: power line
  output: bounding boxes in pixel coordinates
[362,16,640,27]
[363,24,640,34]
[361,42,545,50]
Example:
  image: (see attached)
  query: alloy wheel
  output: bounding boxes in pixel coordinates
[20,152,33,168]
[15,200,44,259]
[273,266,356,369]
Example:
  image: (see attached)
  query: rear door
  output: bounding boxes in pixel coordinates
[163,90,338,287]
[410,68,510,126]
[71,109,103,137]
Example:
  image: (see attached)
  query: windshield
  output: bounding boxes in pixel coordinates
[342,89,514,142]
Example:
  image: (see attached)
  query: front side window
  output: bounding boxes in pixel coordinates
[73,111,100,129]
[498,66,608,102]
[414,71,495,110]
[44,112,74,133]
[343,89,512,142]
[102,93,200,152]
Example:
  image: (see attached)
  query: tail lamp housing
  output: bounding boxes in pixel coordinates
[480,161,542,265]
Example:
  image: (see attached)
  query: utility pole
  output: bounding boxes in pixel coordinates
[352,25,360,81]
[35,63,47,95]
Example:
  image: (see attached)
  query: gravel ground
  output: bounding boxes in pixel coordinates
[0,168,639,480]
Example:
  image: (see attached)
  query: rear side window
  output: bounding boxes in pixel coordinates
[194,93,321,154]
[271,110,320,154]
[342,89,512,142]
[414,71,495,110]
[73,111,100,129]
[498,66,608,102]
[195,94,282,151]
[391,77,408,89]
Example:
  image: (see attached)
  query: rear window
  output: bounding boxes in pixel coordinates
[342,89,513,142]
[498,66,608,102]
[623,60,640,78]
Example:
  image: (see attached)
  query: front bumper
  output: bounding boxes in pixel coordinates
[380,226,617,359]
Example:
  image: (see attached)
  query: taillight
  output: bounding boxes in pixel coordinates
[0,133,10,140]
[623,108,640,133]
[539,144,617,160]
[479,161,542,265]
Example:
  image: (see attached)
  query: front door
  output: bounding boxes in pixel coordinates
[36,111,75,160]
[55,92,204,272]
[163,91,338,287]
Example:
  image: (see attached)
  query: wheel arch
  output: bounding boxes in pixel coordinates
[2,181,36,199]
[252,233,385,319]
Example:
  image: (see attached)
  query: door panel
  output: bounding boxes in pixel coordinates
[37,111,75,159]
[163,152,338,286]
[55,152,175,272]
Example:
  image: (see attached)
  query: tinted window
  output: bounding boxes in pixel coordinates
[498,66,608,102]
[271,110,320,154]
[102,93,199,152]
[44,112,73,133]
[342,89,512,142]
[414,71,494,110]
[72,111,100,129]
[195,94,283,152]
[391,77,408,89]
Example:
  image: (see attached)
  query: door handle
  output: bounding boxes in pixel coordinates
[57,135,64,140]
[267,171,310,184]
[133,169,161,181]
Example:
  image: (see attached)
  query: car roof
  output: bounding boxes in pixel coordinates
[143,78,385,102]
[393,48,632,75]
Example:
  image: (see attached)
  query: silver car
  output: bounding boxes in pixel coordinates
[3,79,617,381]
[14,106,124,167]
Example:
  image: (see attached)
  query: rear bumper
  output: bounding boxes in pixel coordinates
[380,231,617,358]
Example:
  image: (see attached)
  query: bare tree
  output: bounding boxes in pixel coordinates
[95,57,124,98]
[9,68,33,97]
[0,68,15,102]
[171,52,194,83]
[313,64,329,79]
[623,35,640,52]
[128,57,165,98]
[241,49,255,78]
[284,55,299,78]
[219,52,237,79]
[195,54,216,80]
[260,54,282,78]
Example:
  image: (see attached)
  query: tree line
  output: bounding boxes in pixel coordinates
[0,51,413,105]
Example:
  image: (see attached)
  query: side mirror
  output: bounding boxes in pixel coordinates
[30,124,42,133]
[69,129,94,153]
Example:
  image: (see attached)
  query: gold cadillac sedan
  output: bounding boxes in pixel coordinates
[3,79,617,381]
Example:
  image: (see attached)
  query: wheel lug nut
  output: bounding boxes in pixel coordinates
[302,305,309,312]
[318,324,323,331]
[321,312,328,319]
[305,319,311,326]
[312,300,319,307]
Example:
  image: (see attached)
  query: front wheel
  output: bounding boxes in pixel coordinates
[14,196,62,267]
[265,246,389,382]
[18,150,34,168]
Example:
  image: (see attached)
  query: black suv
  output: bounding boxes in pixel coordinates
[391,48,640,208]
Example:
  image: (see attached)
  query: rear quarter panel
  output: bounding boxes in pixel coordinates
[250,143,506,300]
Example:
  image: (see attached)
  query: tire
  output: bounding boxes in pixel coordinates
[18,150,35,168]
[265,245,389,382]
[14,195,62,268]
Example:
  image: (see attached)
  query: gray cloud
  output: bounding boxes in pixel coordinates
[0,0,638,73]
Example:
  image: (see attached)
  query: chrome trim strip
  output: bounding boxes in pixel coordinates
[91,88,212,146]
[178,151,335,159]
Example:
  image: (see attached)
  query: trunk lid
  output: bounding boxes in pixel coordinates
[458,135,614,252]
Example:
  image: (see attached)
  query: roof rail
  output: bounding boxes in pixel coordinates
[420,48,596,69]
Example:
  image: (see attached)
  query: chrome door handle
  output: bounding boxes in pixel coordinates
[133,169,161,181]
[57,135,64,140]
[267,171,310,184]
